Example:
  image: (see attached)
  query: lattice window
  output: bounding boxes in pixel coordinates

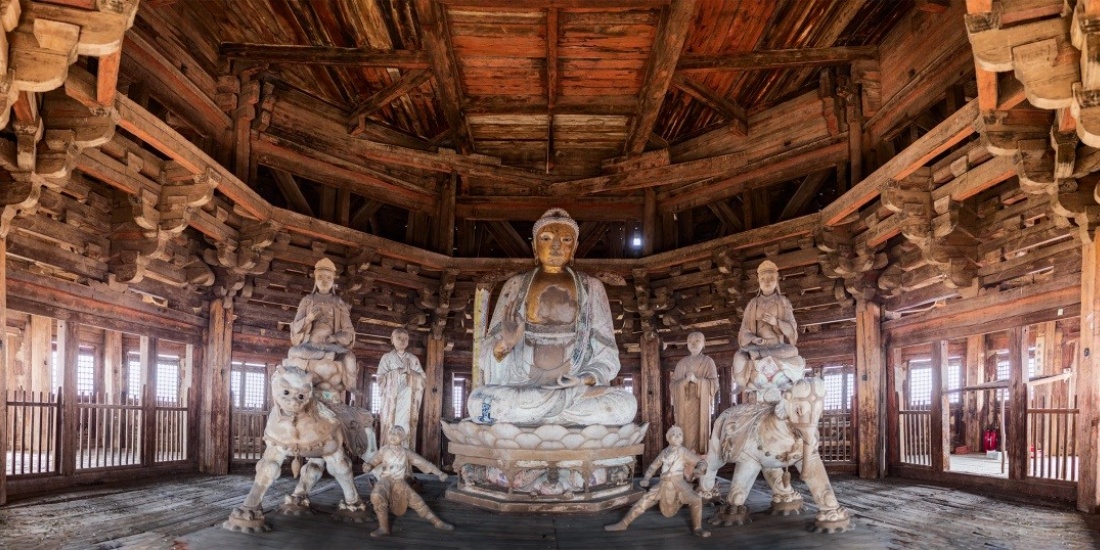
[909,367,932,407]
[243,372,265,408]
[230,362,267,409]
[76,347,95,395]
[127,352,142,398]
[156,356,180,404]
[370,375,382,415]
[230,370,242,408]
[452,376,466,420]
[51,349,60,391]
[948,363,962,404]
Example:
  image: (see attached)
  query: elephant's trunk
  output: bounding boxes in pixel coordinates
[698,433,723,492]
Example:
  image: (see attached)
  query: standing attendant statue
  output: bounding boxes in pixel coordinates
[670,332,719,455]
[733,260,805,403]
[363,426,454,537]
[468,208,635,426]
[377,328,426,451]
[604,426,711,538]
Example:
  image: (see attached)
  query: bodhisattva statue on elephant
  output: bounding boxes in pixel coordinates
[697,378,851,533]
[223,366,371,532]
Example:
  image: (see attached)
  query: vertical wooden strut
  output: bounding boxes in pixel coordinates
[58,319,79,476]
[1078,234,1100,512]
[1007,325,1028,481]
[930,339,950,472]
[420,336,445,464]
[855,300,883,478]
[200,298,233,475]
[639,334,662,465]
[141,336,159,466]
[0,236,7,505]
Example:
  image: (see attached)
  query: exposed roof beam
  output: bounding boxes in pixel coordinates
[707,200,743,234]
[778,169,831,221]
[546,7,559,172]
[576,221,612,258]
[415,0,474,154]
[351,200,383,230]
[485,221,532,258]
[624,0,696,156]
[464,96,636,116]
[678,45,878,71]
[455,196,644,222]
[438,0,669,6]
[220,43,430,68]
[348,69,433,135]
[670,73,747,135]
[270,168,314,217]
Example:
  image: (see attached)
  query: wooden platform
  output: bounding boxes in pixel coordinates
[1,473,1098,549]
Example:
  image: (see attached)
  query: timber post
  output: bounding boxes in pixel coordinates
[930,339,950,473]
[57,319,79,477]
[420,335,445,465]
[639,333,662,466]
[199,298,233,475]
[141,336,159,467]
[1007,325,1029,481]
[855,299,884,478]
[1078,233,1100,513]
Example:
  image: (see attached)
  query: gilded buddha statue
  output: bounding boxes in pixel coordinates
[468,208,636,426]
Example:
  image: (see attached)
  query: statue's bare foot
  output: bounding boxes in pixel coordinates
[809,507,852,534]
[709,504,751,526]
[331,499,370,523]
[768,495,804,516]
[604,520,629,532]
[370,528,390,538]
[278,494,313,516]
[222,506,271,533]
[693,528,712,538]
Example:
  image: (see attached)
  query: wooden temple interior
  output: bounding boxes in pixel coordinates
[2,0,1100,546]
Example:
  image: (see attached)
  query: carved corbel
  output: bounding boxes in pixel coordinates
[0,172,43,238]
[968,6,1076,109]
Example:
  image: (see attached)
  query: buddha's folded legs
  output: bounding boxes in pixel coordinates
[467,385,637,426]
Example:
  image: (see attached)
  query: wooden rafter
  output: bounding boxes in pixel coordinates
[670,73,747,135]
[576,221,611,258]
[624,0,696,156]
[778,169,831,221]
[348,69,433,135]
[707,200,743,235]
[351,200,383,230]
[678,46,878,71]
[220,43,430,68]
[455,196,644,222]
[485,221,531,257]
[415,0,474,154]
[270,168,314,217]
[546,7,559,172]
[438,0,670,7]
[463,96,636,116]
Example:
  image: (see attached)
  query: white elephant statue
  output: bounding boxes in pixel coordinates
[698,377,851,533]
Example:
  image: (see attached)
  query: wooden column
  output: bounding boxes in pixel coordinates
[886,347,902,469]
[1080,233,1100,512]
[963,334,985,453]
[103,330,123,404]
[1007,325,1029,481]
[434,173,457,255]
[854,300,883,478]
[420,336,445,465]
[141,336,158,466]
[642,188,656,255]
[200,298,233,474]
[57,319,80,476]
[470,282,492,389]
[639,334,662,465]
[28,315,52,394]
[930,339,950,472]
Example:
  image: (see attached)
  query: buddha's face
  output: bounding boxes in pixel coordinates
[687,333,704,355]
[315,269,335,294]
[534,223,576,270]
[391,330,409,352]
[758,269,778,295]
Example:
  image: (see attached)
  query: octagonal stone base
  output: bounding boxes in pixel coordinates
[442,420,647,513]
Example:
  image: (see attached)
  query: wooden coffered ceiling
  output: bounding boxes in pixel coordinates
[124,0,928,257]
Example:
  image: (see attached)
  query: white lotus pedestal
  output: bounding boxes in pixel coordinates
[441,421,648,513]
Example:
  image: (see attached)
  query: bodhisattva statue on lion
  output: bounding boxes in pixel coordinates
[697,377,851,533]
[223,366,372,532]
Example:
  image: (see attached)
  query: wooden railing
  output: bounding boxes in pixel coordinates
[1026,408,1078,482]
[75,393,142,470]
[899,408,932,466]
[5,390,59,476]
[154,397,188,463]
[231,408,267,462]
[819,410,853,462]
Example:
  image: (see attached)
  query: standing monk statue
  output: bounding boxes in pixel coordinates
[468,208,635,426]
[733,260,805,403]
[377,328,426,451]
[670,332,719,455]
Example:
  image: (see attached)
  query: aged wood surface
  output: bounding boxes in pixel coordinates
[0,473,1097,549]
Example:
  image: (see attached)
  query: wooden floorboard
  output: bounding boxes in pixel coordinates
[1,473,1098,549]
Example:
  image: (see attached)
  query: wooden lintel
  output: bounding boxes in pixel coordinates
[624,0,696,156]
[679,46,878,71]
[220,43,430,68]
[348,69,433,133]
